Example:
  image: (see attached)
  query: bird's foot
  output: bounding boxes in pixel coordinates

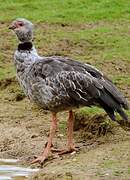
[31,148,50,165]
[51,145,77,155]
[31,155,47,165]
[51,147,63,152]
[58,146,77,155]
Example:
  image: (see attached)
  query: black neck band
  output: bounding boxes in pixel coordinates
[18,42,33,51]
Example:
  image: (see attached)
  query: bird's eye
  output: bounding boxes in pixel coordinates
[19,23,23,26]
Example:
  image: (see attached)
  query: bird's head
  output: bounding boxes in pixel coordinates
[9,18,34,42]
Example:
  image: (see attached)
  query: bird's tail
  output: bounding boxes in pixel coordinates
[98,89,129,121]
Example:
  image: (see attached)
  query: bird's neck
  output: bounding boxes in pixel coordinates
[18,41,33,51]
[14,41,41,79]
[14,41,42,65]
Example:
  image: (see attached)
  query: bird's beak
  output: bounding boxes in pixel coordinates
[9,24,16,30]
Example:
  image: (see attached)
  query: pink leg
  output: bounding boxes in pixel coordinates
[31,112,58,164]
[67,110,75,150]
[58,110,76,155]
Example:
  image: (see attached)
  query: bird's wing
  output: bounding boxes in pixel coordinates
[29,57,102,103]
[51,56,103,78]
[53,56,129,109]
[52,70,102,105]
[54,70,129,121]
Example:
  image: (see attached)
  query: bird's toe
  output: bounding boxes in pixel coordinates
[58,147,78,155]
[31,155,47,165]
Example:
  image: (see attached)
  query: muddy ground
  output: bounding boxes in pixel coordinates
[0,22,130,179]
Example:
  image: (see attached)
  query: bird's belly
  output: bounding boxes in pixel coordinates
[29,90,77,112]
[17,77,79,112]
[28,87,78,112]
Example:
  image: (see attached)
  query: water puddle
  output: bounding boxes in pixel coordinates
[0,159,39,180]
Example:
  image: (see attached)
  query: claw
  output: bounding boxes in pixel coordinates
[31,155,47,165]
[58,148,77,155]
[52,146,78,155]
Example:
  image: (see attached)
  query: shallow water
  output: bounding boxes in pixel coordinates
[0,159,39,180]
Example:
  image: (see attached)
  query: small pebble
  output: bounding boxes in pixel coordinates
[72,158,77,162]
[105,173,109,176]
[57,134,64,137]
[71,151,76,155]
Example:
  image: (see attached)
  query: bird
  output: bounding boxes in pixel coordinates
[9,18,129,164]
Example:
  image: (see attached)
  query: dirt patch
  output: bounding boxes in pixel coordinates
[0,77,16,89]
[0,78,26,102]
[30,136,130,180]
[74,113,113,139]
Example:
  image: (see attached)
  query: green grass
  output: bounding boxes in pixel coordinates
[0,64,15,80]
[77,106,104,116]
[0,0,130,23]
[128,167,130,174]
[43,24,130,61]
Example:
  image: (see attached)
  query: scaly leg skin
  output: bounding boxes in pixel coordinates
[52,110,77,155]
[31,112,58,164]
[67,110,76,151]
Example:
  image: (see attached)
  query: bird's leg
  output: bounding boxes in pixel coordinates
[31,112,58,164]
[58,110,77,155]
[67,110,76,151]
